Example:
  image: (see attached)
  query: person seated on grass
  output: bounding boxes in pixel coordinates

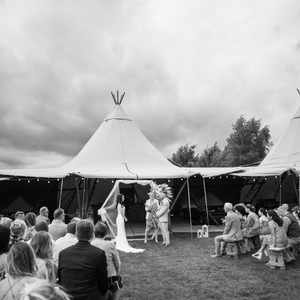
[24,212,37,242]
[21,278,70,300]
[53,221,78,265]
[92,222,122,300]
[0,224,10,280]
[211,202,243,258]
[252,210,288,260]
[30,231,57,282]
[0,242,37,300]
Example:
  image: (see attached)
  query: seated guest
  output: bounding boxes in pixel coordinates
[0,225,10,280]
[9,220,27,248]
[211,203,243,257]
[243,204,260,238]
[30,231,57,282]
[53,221,78,264]
[36,207,49,225]
[58,220,108,300]
[279,205,300,246]
[252,210,288,260]
[258,208,270,235]
[15,211,25,221]
[49,209,67,241]
[24,212,37,241]
[92,222,122,300]
[291,206,300,225]
[35,221,49,233]
[20,278,70,300]
[0,242,37,299]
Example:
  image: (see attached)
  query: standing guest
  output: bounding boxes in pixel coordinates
[53,222,78,264]
[35,221,49,233]
[9,220,27,249]
[92,222,122,300]
[58,220,108,300]
[156,184,172,247]
[0,242,37,299]
[144,192,159,244]
[0,217,12,228]
[20,279,70,300]
[0,225,10,280]
[24,213,37,241]
[30,232,57,282]
[15,211,25,221]
[211,203,243,257]
[49,209,67,241]
[36,207,49,225]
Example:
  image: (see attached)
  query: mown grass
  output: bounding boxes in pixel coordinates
[119,235,300,300]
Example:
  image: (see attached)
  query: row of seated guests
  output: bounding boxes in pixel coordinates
[211,202,300,261]
[0,208,122,300]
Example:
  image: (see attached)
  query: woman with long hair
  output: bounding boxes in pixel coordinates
[24,213,37,242]
[252,209,288,260]
[0,242,37,300]
[30,231,57,282]
[0,225,10,280]
[114,194,144,253]
[9,220,27,249]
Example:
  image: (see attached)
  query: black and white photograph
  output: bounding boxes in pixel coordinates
[0,1,300,299]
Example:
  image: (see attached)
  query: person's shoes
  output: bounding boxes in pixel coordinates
[164,243,170,247]
[252,252,262,260]
[210,254,221,258]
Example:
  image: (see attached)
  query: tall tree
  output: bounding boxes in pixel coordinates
[223,116,272,166]
[198,142,223,167]
[171,144,199,167]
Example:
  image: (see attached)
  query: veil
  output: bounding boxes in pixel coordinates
[98,180,153,237]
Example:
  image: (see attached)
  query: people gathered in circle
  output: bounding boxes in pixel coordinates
[0,207,122,300]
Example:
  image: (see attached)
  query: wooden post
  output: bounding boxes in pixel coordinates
[82,178,86,218]
[279,175,282,206]
[187,177,193,240]
[202,177,209,225]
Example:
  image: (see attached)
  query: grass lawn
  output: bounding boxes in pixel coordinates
[119,235,300,300]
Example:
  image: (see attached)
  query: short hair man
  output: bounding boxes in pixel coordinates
[15,211,25,221]
[53,221,78,264]
[49,208,67,241]
[211,203,243,257]
[58,220,108,300]
[36,207,49,225]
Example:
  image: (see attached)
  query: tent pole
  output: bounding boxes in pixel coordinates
[170,180,187,212]
[75,179,82,218]
[186,177,193,240]
[279,175,282,206]
[82,178,86,218]
[202,177,209,225]
[58,178,64,209]
[298,175,300,207]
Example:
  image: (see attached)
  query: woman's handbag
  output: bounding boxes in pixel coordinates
[108,275,123,292]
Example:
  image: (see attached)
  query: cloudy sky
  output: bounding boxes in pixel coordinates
[0,0,300,169]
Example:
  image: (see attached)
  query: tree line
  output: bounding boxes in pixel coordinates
[170,116,272,167]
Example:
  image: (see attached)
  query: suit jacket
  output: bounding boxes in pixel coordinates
[58,240,108,300]
[223,211,243,241]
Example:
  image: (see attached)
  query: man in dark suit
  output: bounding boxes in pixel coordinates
[58,219,108,300]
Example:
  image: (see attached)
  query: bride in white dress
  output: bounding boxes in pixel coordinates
[114,195,144,253]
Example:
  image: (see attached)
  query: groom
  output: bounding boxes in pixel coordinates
[156,194,170,247]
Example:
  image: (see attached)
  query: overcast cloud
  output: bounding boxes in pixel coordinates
[0,0,300,168]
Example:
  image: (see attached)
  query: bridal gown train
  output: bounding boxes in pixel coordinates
[115,207,144,253]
